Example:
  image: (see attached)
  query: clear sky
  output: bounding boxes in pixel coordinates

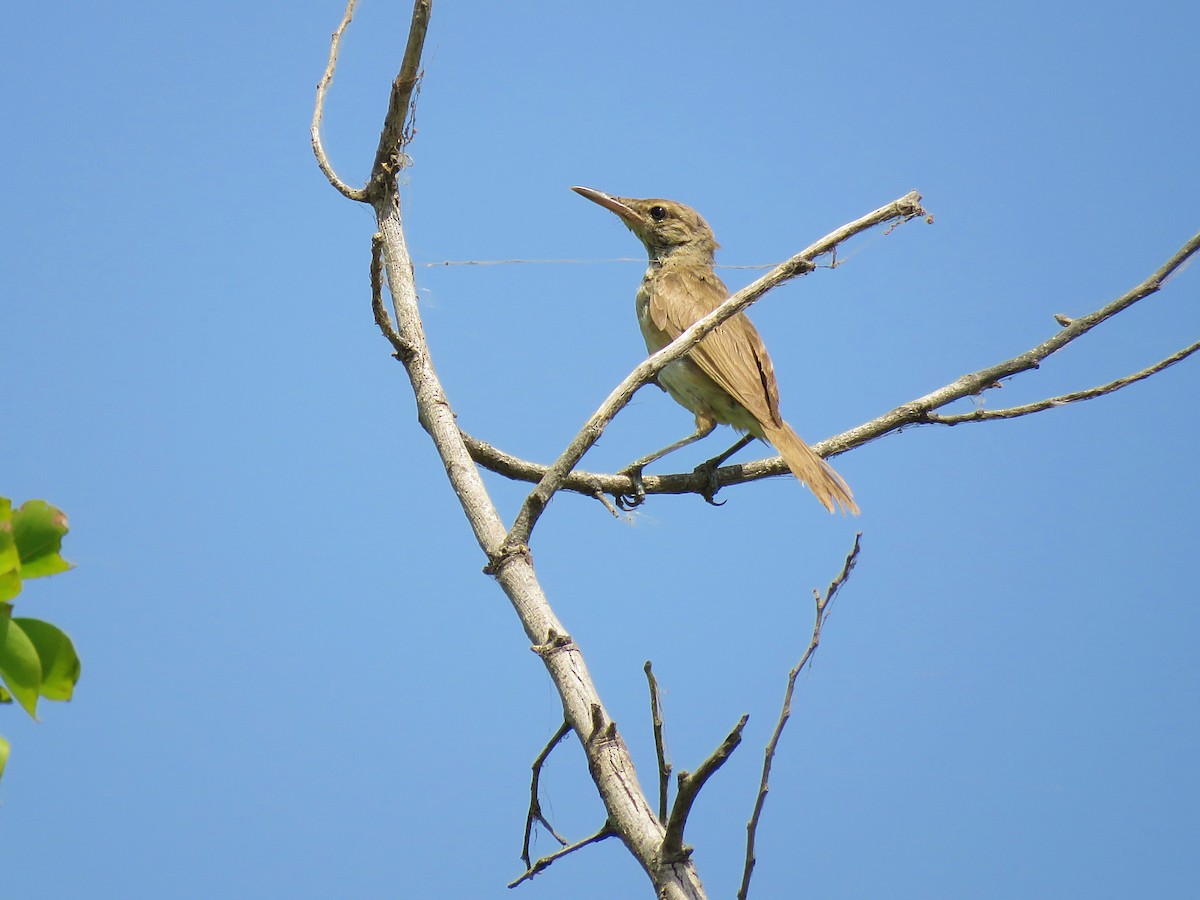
[4,1,1199,897]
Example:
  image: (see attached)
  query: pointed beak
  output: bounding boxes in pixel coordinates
[571,186,645,227]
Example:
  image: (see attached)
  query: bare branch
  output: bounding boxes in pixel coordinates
[739,534,862,900]
[505,192,928,544]
[925,339,1200,424]
[590,490,621,518]
[311,0,430,203]
[644,661,672,823]
[464,228,1200,505]
[347,8,705,895]
[662,715,750,862]
[310,0,369,202]
[821,228,1200,454]
[461,426,774,500]
[368,0,432,193]
[460,430,552,481]
[507,821,616,889]
[519,721,572,869]
[370,233,415,359]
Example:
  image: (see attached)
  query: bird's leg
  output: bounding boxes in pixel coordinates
[692,434,756,506]
[615,416,716,510]
[624,422,717,472]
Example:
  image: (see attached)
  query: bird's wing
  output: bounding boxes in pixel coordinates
[650,267,784,427]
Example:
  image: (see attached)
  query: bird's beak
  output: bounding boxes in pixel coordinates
[571,186,645,226]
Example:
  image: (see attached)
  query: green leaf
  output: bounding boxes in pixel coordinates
[0,734,9,781]
[0,685,11,703]
[14,618,81,701]
[12,500,73,580]
[0,499,19,602]
[0,605,41,718]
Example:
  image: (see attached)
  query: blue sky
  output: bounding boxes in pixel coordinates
[4,1,1199,897]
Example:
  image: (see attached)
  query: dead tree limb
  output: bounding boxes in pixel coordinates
[738,534,862,900]
[519,721,571,869]
[662,715,750,863]
[313,3,704,896]
[645,661,673,823]
[507,822,617,889]
[463,229,1200,505]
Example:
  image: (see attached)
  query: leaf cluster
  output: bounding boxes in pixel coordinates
[0,497,82,780]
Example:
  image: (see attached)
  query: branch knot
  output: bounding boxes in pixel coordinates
[482,540,532,576]
[531,628,574,657]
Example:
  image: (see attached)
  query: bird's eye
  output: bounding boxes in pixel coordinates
[649,205,668,221]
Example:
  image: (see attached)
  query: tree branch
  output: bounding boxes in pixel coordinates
[645,661,672,823]
[507,822,616,889]
[925,338,1200,424]
[739,534,862,900]
[826,228,1200,452]
[662,715,750,863]
[310,0,369,202]
[519,721,572,869]
[367,0,431,195]
[504,192,928,545]
[316,5,705,896]
[310,0,430,202]
[370,232,415,359]
[464,227,1200,504]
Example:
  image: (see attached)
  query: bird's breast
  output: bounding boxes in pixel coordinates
[633,271,761,435]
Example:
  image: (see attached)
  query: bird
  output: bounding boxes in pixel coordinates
[572,186,858,514]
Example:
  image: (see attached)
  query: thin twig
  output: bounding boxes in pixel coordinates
[310,0,369,202]
[738,534,862,900]
[824,228,1200,453]
[519,721,572,869]
[590,490,621,518]
[504,192,927,545]
[370,233,415,358]
[661,715,750,862]
[644,661,672,822]
[507,822,616,888]
[463,228,1200,504]
[925,338,1200,424]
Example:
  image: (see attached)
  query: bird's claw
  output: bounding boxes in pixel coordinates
[615,465,647,511]
[693,461,727,507]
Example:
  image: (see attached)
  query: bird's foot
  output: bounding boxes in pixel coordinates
[615,464,647,511]
[692,458,728,507]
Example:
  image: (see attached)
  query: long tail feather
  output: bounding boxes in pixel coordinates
[761,421,859,515]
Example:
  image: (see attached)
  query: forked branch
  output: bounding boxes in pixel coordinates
[508,822,617,889]
[519,721,572,869]
[467,228,1200,505]
[311,0,432,203]
[369,0,431,190]
[925,338,1200,424]
[505,192,928,544]
[662,715,750,863]
[311,0,368,201]
[315,5,706,896]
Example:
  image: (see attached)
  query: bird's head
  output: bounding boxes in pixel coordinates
[572,186,719,263]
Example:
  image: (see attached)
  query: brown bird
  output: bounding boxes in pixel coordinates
[572,186,858,514]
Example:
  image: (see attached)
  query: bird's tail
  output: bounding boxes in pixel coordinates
[761,420,859,515]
